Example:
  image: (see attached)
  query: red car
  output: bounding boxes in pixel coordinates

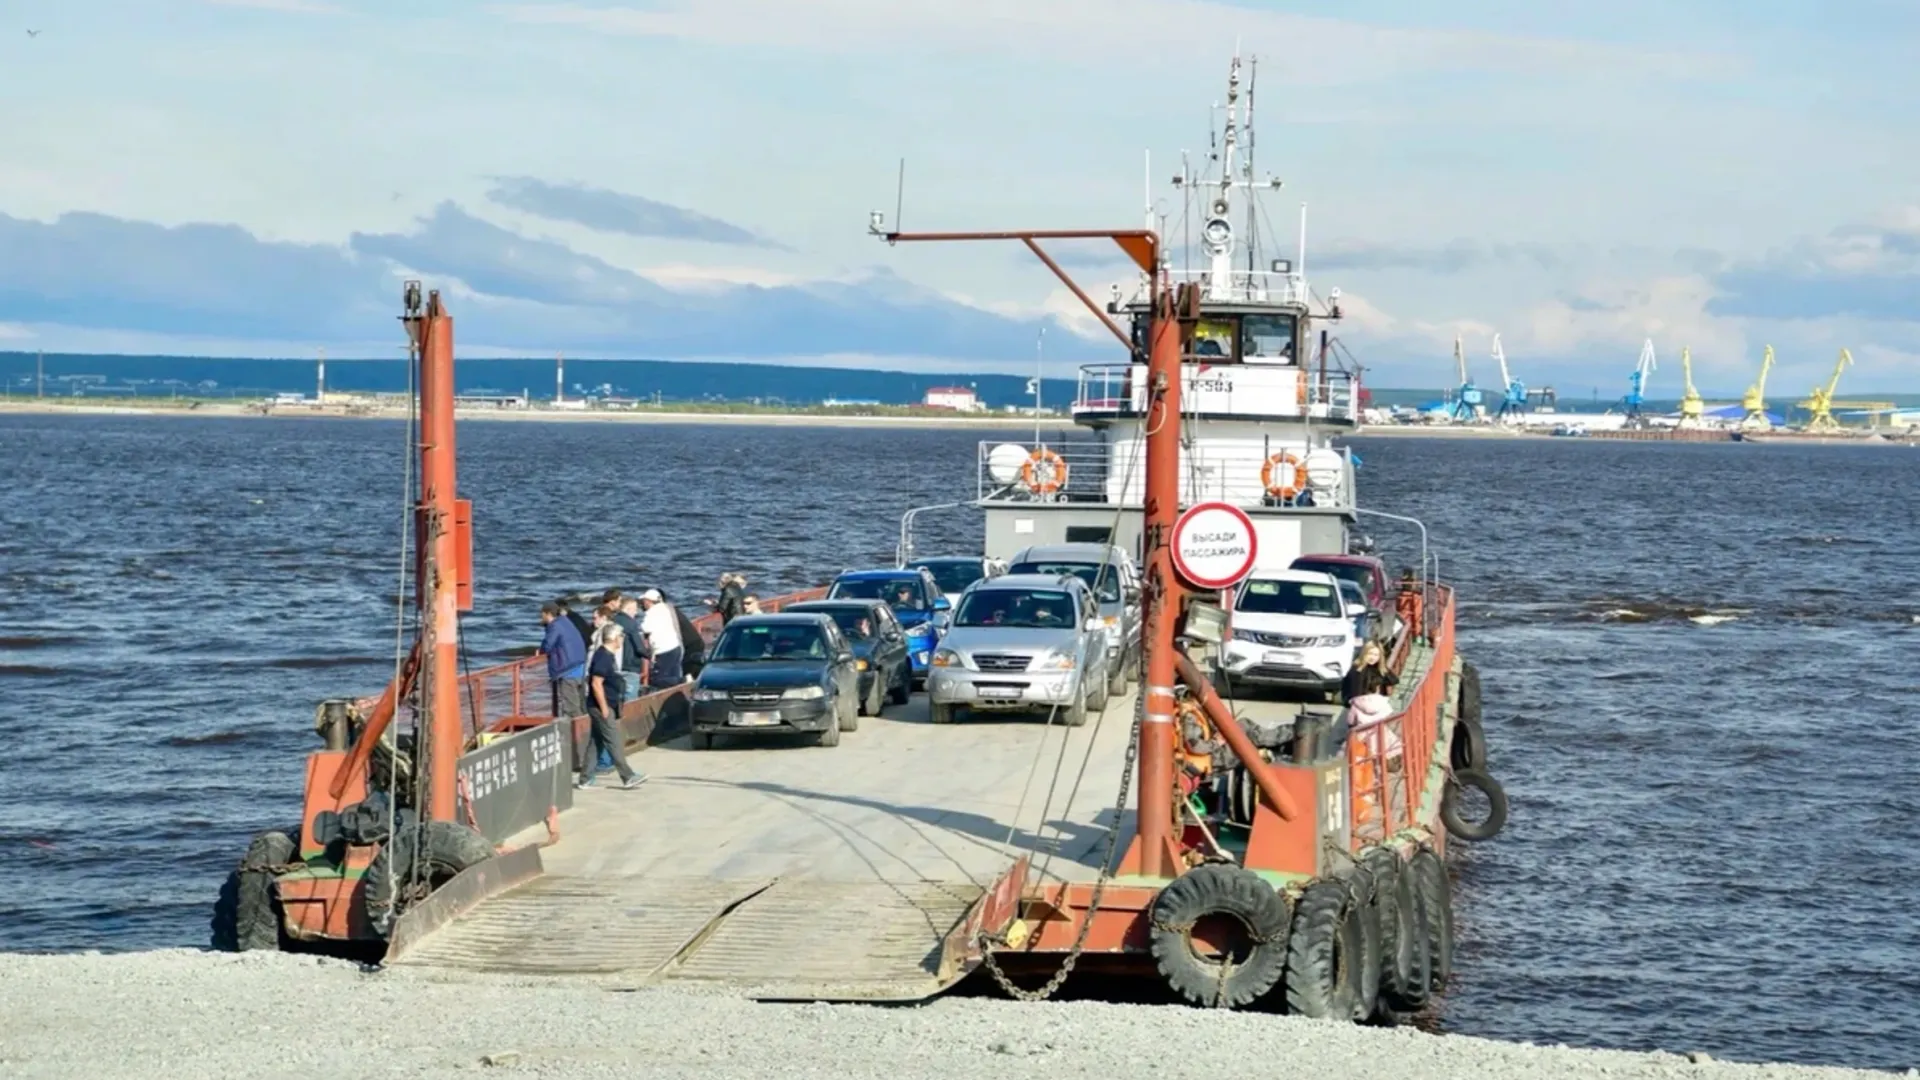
[1288,553,1397,644]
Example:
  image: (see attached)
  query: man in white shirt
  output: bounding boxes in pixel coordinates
[638,588,685,687]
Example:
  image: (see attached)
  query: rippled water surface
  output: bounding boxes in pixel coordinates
[2,415,1915,1070]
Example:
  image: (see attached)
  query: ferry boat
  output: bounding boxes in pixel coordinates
[212,55,1504,1018]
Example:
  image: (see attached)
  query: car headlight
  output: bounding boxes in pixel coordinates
[1231,629,1260,643]
[855,658,869,671]
[1102,615,1119,628]
[691,688,725,702]
[1035,652,1075,670]
[783,685,826,700]
[931,648,961,668]
[1310,636,1347,648]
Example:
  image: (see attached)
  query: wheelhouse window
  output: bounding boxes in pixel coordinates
[1240,314,1298,364]
[1190,318,1236,360]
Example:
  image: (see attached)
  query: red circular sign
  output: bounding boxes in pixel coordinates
[1171,501,1259,589]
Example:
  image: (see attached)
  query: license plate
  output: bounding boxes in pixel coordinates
[1263,651,1301,665]
[978,686,1022,699]
[728,711,780,727]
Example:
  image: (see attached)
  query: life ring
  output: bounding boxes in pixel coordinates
[1021,448,1068,494]
[1260,453,1307,499]
[1147,863,1292,1007]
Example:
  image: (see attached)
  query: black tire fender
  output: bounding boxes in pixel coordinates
[1442,767,1508,842]
[1410,846,1454,990]
[1283,879,1365,1019]
[210,830,295,952]
[1345,868,1383,1021]
[1457,660,1483,725]
[363,821,495,938]
[1147,863,1291,1008]
[1379,853,1431,1012]
[1361,850,1410,1020]
[1451,715,1487,772]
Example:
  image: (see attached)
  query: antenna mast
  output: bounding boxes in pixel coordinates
[1203,54,1242,301]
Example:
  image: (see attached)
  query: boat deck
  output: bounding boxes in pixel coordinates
[394,687,1310,999]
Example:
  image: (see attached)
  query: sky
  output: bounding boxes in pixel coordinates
[0,1,1916,395]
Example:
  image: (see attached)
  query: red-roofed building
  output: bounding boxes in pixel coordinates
[922,385,983,412]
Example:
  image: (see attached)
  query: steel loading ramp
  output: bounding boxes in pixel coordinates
[392,691,1139,999]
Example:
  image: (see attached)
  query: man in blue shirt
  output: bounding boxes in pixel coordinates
[540,601,589,722]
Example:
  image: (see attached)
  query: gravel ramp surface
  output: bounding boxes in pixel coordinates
[0,951,1897,1080]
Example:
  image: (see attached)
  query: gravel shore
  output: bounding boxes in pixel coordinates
[0,951,1895,1080]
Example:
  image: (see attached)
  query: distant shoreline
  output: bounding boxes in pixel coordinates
[0,398,1056,430]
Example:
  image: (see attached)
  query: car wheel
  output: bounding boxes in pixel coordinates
[929,701,957,725]
[818,720,841,747]
[1106,655,1127,697]
[839,691,859,732]
[862,678,883,717]
[889,668,911,705]
[690,731,713,750]
[1124,645,1141,686]
[1061,684,1089,728]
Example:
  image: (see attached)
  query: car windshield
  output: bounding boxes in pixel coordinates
[709,622,831,661]
[1337,580,1366,610]
[912,560,983,594]
[1237,579,1343,618]
[955,588,1079,629]
[1008,561,1121,603]
[793,606,875,640]
[830,577,928,612]
[1295,560,1377,598]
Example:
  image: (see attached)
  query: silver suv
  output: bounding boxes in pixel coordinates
[1005,543,1140,698]
[924,573,1112,727]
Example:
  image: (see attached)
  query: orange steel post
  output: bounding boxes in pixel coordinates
[878,226,1183,880]
[410,287,462,824]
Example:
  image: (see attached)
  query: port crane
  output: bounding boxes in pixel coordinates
[1491,334,1527,422]
[1740,345,1775,431]
[1676,346,1704,428]
[1620,338,1656,426]
[1447,334,1483,422]
[1800,348,1853,433]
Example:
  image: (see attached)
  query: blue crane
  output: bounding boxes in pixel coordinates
[1491,333,1526,421]
[1447,335,1482,422]
[1621,338,1657,425]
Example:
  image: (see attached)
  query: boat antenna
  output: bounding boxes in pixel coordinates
[894,158,907,235]
[1244,54,1258,277]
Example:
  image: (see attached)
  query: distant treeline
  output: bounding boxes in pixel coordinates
[0,352,1082,409]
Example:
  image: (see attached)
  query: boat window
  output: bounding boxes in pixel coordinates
[1236,580,1342,618]
[911,560,983,595]
[1064,526,1113,545]
[1009,561,1121,603]
[955,588,1077,629]
[1190,318,1237,361]
[710,623,831,661]
[1240,314,1298,364]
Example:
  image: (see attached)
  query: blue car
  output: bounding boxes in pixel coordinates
[826,567,949,685]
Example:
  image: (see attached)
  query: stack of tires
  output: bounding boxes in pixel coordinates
[1443,660,1508,843]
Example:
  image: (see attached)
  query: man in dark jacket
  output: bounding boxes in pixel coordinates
[539,601,588,721]
[706,573,745,626]
[555,596,594,648]
[601,588,646,698]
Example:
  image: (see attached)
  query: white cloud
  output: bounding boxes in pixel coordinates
[488,1,1726,84]
[201,0,346,12]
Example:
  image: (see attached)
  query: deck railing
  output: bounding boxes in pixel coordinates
[1347,584,1455,845]
[977,437,1355,510]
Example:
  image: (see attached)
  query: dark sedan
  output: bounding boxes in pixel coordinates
[784,599,912,715]
[687,614,861,749]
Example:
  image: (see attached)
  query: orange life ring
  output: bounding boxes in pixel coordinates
[1260,452,1306,499]
[1022,448,1068,494]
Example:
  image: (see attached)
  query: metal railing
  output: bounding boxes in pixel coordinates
[1347,584,1456,845]
[1071,363,1357,423]
[976,438,1355,509]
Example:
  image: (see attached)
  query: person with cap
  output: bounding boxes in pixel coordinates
[580,623,646,790]
[638,588,684,687]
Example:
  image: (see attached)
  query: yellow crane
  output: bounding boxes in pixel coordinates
[1799,348,1852,433]
[1677,346,1704,427]
[1740,345,1775,431]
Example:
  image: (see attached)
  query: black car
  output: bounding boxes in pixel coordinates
[687,614,861,749]
[786,599,913,715]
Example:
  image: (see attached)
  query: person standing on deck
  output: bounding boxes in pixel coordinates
[579,624,645,789]
[741,594,763,616]
[1395,568,1425,645]
[705,573,745,626]
[539,601,589,721]
[601,589,645,701]
[554,596,594,648]
[638,588,684,687]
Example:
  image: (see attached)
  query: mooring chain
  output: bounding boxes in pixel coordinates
[973,692,1143,1002]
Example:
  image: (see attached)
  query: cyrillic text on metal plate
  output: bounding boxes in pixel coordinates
[1170,500,1258,590]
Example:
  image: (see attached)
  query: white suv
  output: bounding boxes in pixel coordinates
[1216,569,1360,698]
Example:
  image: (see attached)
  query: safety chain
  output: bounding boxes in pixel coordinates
[973,690,1143,1002]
